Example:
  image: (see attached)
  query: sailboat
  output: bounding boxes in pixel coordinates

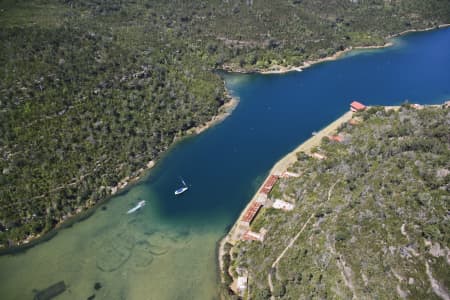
[174,178,188,195]
[127,200,146,214]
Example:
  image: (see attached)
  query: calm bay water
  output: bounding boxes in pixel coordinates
[0,28,449,300]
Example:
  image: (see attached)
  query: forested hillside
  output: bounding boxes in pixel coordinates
[1,0,449,247]
[228,105,450,299]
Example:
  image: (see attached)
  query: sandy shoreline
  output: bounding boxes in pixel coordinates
[6,23,449,252]
[230,110,353,236]
[216,23,450,287]
[223,23,450,75]
[217,104,445,294]
[4,92,239,251]
[388,23,450,39]
[189,96,239,135]
[110,92,239,201]
[218,110,354,291]
[224,42,394,75]
[222,42,393,75]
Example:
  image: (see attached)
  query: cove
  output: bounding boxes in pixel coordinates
[0,28,449,300]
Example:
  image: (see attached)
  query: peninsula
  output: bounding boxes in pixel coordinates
[219,103,450,299]
[1,0,450,249]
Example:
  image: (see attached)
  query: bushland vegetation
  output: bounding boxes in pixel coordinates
[231,105,450,299]
[1,0,449,247]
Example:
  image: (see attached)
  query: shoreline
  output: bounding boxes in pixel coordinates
[1,92,239,253]
[222,23,450,75]
[222,42,393,75]
[219,104,439,290]
[218,110,354,290]
[188,96,239,135]
[261,42,393,75]
[218,103,445,297]
[387,23,450,39]
[217,23,450,289]
[4,24,448,252]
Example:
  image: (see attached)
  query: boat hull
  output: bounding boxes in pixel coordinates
[127,200,146,214]
[174,187,188,195]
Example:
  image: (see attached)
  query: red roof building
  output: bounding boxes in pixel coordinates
[260,175,278,195]
[328,135,344,143]
[240,201,262,226]
[350,101,366,112]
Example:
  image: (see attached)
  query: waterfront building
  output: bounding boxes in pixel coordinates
[350,101,366,112]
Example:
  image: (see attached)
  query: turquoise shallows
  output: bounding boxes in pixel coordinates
[0,28,449,299]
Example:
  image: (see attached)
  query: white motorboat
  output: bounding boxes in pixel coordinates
[174,179,188,195]
[127,200,146,214]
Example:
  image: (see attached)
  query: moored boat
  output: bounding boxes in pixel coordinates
[174,179,188,195]
[127,200,146,214]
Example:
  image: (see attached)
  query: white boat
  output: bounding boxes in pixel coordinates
[127,200,146,214]
[174,179,188,195]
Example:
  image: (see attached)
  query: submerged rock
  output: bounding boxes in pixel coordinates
[34,281,66,300]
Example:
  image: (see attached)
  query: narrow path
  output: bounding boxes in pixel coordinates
[328,180,340,202]
[426,262,450,300]
[268,213,314,297]
[272,213,315,267]
[268,179,340,297]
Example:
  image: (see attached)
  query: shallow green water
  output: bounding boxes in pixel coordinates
[1,28,449,299]
[0,183,224,299]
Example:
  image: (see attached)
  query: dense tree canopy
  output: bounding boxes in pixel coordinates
[1,0,449,247]
[231,106,450,299]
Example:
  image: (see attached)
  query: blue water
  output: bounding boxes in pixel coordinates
[151,27,450,224]
[0,28,449,300]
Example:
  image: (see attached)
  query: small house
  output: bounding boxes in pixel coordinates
[260,175,279,195]
[272,199,294,211]
[240,201,262,227]
[350,101,366,112]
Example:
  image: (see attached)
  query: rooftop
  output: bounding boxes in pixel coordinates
[350,101,366,111]
[241,201,262,223]
[260,175,279,195]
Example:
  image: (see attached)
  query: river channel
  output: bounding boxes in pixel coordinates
[0,28,449,300]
